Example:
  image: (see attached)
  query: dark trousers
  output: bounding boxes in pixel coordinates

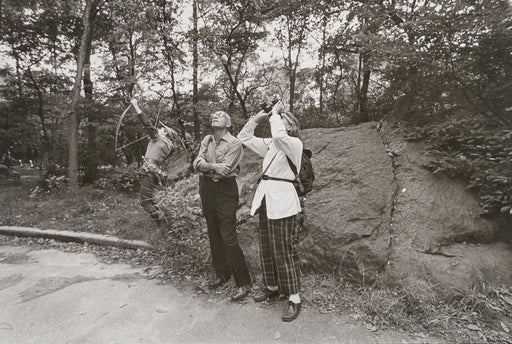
[199,176,251,287]
[140,174,161,223]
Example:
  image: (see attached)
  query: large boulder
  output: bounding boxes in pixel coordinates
[159,121,512,294]
[297,124,394,281]
[379,123,512,293]
[238,121,512,293]
[236,123,395,282]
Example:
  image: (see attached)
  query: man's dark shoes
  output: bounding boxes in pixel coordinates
[209,277,229,289]
[282,301,301,322]
[231,284,250,302]
[253,287,280,302]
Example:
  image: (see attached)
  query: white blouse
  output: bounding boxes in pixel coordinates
[238,113,303,219]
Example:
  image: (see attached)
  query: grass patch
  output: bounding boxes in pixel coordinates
[0,183,156,241]
[301,274,512,343]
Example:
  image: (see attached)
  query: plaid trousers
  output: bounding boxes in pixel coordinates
[258,199,300,295]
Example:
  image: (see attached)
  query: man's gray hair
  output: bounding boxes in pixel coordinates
[211,111,232,128]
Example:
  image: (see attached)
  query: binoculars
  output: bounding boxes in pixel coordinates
[259,96,279,113]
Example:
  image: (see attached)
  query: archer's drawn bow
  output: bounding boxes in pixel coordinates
[114,104,133,152]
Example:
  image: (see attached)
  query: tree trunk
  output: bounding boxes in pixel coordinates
[359,53,371,123]
[227,84,236,114]
[287,25,295,113]
[27,67,52,154]
[192,0,200,139]
[221,62,248,118]
[169,57,180,112]
[319,16,327,115]
[12,47,23,99]
[83,32,96,184]
[289,76,296,113]
[355,52,362,117]
[331,53,344,122]
[68,0,93,191]
[159,1,181,114]
[128,29,136,98]
[281,6,308,115]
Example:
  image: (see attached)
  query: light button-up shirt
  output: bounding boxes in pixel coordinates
[193,132,243,181]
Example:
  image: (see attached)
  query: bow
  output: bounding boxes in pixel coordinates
[114,78,146,152]
[114,94,180,153]
[114,104,133,152]
[114,104,148,152]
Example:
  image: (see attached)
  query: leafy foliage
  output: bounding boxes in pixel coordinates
[406,117,512,216]
[31,163,69,195]
[93,165,141,192]
[153,176,211,272]
[0,0,510,216]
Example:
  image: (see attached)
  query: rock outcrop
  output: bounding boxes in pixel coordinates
[297,124,394,282]
[160,121,512,295]
[236,124,395,282]
[379,123,512,293]
[239,121,512,293]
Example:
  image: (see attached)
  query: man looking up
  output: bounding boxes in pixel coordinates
[193,111,252,301]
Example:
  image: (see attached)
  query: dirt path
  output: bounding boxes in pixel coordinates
[0,245,442,344]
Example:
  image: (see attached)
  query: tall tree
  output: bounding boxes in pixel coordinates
[192,0,200,138]
[323,0,388,123]
[200,0,267,118]
[145,0,186,114]
[69,0,93,191]
[274,0,313,113]
[0,0,78,160]
[83,0,103,184]
[318,16,327,115]
[103,0,147,101]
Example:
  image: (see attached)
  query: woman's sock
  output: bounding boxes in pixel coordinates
[268,285,278,291]
[289,293,301,304]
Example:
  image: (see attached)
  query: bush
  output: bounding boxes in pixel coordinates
[152,176,211,272]
[30,163,68,196]
[93,164,140,192]
[406,117,512,216]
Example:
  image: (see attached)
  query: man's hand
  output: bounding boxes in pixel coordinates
[214,163,231,176]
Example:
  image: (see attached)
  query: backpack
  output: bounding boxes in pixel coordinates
[286,148,314,197]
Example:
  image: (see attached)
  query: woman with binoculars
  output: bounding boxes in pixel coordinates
[238,100,303,322]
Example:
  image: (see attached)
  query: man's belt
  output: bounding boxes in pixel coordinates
[202,174,236,183]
